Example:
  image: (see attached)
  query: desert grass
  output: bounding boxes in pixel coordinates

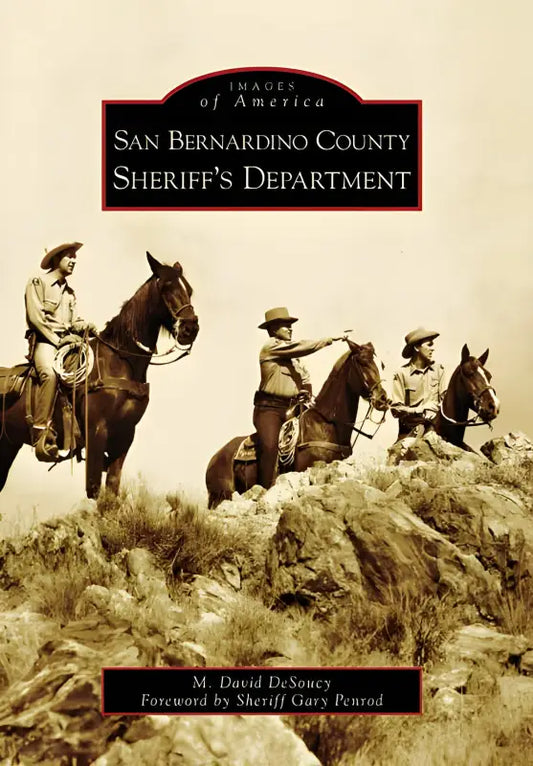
[196,593,296,666]
[28,550,114,624]
[291,687,533,766]
[97,483,250,578]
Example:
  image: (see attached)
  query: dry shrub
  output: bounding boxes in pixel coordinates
[291,715,376,766]
[98,484,248,578]
[28,553,113,624]
[197,594,294,666]
[316,588,458,669]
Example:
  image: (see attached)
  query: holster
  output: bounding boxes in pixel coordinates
[25,330,37,363]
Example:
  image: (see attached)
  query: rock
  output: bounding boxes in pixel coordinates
[241,484,267,502]
[256,471,311,513]
[431,687,464,719]
[0,609,58,688]
[521,650,533,676]
[94,714,321,766]
[413,484,533,585]
[388,431,485,466]
[427,665,471,693]
[220,561,241,590]
[0,510,115,594]
[481,432,533,465]
[189,575,238,616]
[445,624,528,668]
[0,632,134,764]
[266,480,500,617]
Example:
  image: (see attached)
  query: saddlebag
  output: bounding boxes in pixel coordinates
[0,364,31,402]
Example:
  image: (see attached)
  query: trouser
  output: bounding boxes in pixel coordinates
[253,391,293,489]
[33,342,58,429]
[397,412,433,439]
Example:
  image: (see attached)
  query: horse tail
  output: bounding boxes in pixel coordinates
[206,435,245,509]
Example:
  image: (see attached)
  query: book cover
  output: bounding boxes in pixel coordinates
[1,1,531,763]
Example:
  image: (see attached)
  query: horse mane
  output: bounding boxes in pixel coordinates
[313,350,352,421]
[101,276,169,348]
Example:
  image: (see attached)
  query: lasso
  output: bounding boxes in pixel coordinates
[278,417,300,467]
[53,340,94,386]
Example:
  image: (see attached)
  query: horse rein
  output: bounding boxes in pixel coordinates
[439,371,497,429]
[331,353,388,445]
[96,297,197,365]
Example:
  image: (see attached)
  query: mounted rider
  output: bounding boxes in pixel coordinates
[391,326,447,439]
[24,242,97,461]
[253,306,343,489]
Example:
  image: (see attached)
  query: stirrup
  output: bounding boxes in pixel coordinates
[33,427,59,463]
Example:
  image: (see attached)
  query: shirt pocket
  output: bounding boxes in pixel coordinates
[404,386,417,406]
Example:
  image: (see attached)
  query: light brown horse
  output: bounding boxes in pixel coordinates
[0,253,199,498]
[206,340,389,507]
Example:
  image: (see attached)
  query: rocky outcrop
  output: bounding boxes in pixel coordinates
[1,432,533,762]
[93,715,321,766]
[413,484,533,586]
[388,430,487,466]
[481,432,533,465]
[265,480,500,617]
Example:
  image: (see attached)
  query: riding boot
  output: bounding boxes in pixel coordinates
[32,358,59,462]
[32,425,59,462]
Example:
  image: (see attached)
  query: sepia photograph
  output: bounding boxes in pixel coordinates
[1,1,532,763]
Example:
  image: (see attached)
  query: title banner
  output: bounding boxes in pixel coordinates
[102,68,421,210]
[102,667,422,715]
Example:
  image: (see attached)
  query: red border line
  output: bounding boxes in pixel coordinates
[102,67,422,212]
[100,665,423,717]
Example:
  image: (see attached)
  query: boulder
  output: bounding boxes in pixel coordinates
[481,432,533,465]
[413,484,533,585]
[444,624,528,668]
[388,431,485,466]
[0,629,135,764]
[0,510,118,595]
[93,714,321,766]
[266,480,500,617]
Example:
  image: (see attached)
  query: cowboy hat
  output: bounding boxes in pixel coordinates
[258,307,299,330]
[402,326,440,358]
[41,242,83,270]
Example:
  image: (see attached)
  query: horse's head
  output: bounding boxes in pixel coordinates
[459,344,500,422]
[147,252,199,347]
[346,339,390,411]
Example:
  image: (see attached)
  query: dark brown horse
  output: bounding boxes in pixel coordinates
[434,344,500,447]
[206,340,389,507]
[0,253,199,498]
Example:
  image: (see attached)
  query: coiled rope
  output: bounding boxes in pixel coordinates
[278,417,300,467]
[53,341,94,387]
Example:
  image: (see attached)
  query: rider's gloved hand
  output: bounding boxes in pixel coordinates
[58,333,82,348]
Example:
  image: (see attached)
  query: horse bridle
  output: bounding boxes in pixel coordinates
[131,281,197,364]
[350,352,388,442]
[439,367,497,428]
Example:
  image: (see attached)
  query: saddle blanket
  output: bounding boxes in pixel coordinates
[234,418,301,465]
[234,434,258,462]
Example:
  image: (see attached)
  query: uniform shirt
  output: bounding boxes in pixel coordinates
[391,361,447,414]
[25,269,82,347]
[258,337,332,398]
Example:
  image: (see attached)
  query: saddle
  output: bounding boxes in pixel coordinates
[0,361,82,461]
[0,364,32,402]
[234,415,302,467]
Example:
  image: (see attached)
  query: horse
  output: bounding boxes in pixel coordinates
[0,252,199,498]
[206,340,390,508]
[434,344,500,448]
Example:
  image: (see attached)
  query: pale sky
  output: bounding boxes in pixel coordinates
[1,1,532,529]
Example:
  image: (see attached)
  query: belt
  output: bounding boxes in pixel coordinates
[253,390,295,409]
